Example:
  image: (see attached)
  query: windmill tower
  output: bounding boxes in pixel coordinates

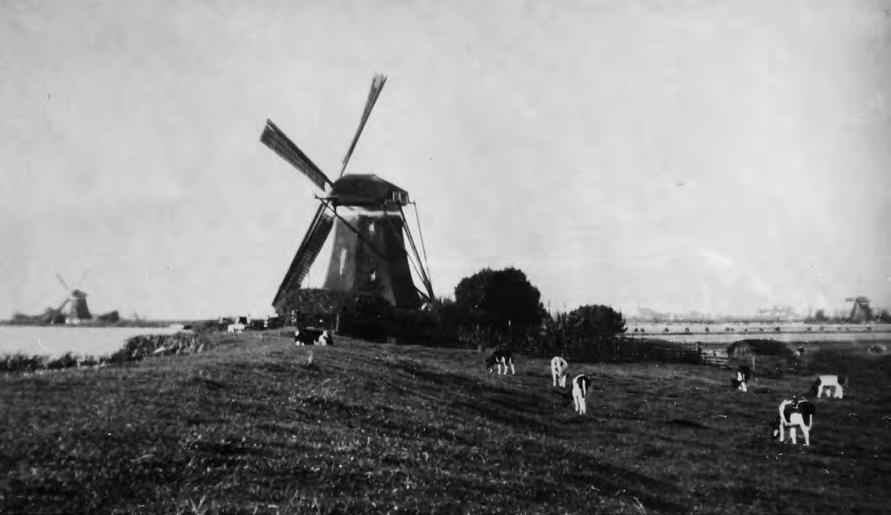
[260,74,434,315]
[845,296,872,323]
[53,272,92,324]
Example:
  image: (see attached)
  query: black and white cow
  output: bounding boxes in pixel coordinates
[812,375,846,399]
[572,374,592,415]
[772,398,815,446]
[551,356,568,388]
[485,348,515,375]
[730,365,751,392]
[294,328,332,346]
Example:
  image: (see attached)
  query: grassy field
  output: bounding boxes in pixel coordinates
[2,333,890,513]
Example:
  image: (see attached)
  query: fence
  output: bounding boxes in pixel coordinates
[562,338,733,367]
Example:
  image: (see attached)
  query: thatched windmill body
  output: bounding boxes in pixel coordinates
[260,75,434,315]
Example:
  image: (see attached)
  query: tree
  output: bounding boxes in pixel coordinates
[563,304,626,358]
[454,267,545,343]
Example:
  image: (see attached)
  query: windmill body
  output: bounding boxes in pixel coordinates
[320,174,419,308]
[51,272,93,325]
[260,76,434,316]
[66,289,92,324]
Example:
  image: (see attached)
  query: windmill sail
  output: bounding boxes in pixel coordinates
[339,74,387,177]
[261,120,333,190]
[55,273,70,291]
[273,205,335,308]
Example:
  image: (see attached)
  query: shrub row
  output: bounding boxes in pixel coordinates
[107,333,208,363]
[1,352,102,374]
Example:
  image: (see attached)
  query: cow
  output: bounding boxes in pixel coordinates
[772,398,815,446]
[730,365,751,392]
[485,348,515,375]
[551,356,569,388]
[812,375,846,399]
[295,328,333,346]
[572,374,592,415]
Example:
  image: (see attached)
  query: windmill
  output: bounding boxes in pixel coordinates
[52,271,92,324]
[260,74,434,315]
[845,296,872,323]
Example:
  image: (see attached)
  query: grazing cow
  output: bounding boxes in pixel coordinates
[730,365,751,392]
[572,374,592,415]
[772,398,816,446]
[485,349,515,375]
[227,322,245,334]
[812,375,846,399]
[551,356,569,388]
[295,328,333,346]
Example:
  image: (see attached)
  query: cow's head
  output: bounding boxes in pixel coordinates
[810,379,821,396]
[484,356,497,373]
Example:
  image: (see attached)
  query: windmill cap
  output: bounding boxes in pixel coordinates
[328,174,409,207]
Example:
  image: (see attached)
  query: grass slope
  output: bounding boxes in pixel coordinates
[2,334,890,513]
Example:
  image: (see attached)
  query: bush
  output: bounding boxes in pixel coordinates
[454,267,545,339]
[563,305,627,359]
[1,353,48,373]
[46,352,79,370]
[727,339,794,358]
[338,294,460,345]
[108,333,208,364]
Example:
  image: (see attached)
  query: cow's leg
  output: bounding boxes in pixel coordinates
[580,395,586,415]
[790,427,798,445]
[779,423,785,443]
[836,385,843,399]
[509,358,515,375]
[740,381,747,393]
[801,425,810,446]
[560,374,566,388]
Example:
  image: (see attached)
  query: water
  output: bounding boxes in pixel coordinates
[627,322,891,345]
[0,325,184,358]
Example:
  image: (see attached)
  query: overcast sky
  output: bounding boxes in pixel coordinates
[1,0,889,320]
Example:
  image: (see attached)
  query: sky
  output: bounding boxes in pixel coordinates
[1,0,889,320]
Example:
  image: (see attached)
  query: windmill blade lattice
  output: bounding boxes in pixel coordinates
[273,205,335,307]
[339,74,387,177]
[261,119,333,190]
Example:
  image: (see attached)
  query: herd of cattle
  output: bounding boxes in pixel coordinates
[484,347,848,447]
[283,325,847,447]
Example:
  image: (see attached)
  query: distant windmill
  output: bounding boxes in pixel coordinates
[845,296,872,323]
[53,271,93,324]
[259,74,434,314]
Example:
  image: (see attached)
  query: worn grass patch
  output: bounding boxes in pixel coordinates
[1,333,890,513]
